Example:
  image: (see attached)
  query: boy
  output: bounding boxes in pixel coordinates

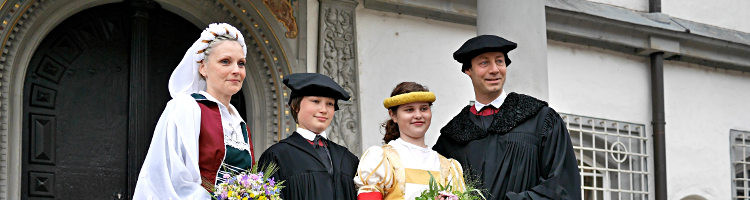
[258,73,359,200]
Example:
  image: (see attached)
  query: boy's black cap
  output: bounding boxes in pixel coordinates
[283,73,350,110]
[453,35,517,71]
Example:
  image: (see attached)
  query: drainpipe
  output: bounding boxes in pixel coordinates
[649,0,667,199]
[651,52,667,200]
[650,0,661,12]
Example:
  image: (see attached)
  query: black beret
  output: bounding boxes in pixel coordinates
[453,35,517,71]
[283,73,350,110]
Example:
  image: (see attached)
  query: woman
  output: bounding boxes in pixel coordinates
[133,23,254,199]
[355,82,466,200]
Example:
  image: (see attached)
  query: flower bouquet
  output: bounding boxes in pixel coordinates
[205,163,285,200]
[415,172,485,200]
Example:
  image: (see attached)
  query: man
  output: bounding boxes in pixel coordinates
[433,35,581,199]
[258,73,359,200]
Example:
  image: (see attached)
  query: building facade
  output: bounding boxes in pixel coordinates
[0,0,748,199]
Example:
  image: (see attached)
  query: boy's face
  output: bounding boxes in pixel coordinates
[297,96,336,134]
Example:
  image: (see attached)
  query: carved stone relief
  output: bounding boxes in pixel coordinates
[317,0,361,155]
[262,0,298,38]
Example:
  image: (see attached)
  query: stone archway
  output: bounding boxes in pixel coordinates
[20,3,203,198]
[152,0,298,156]
[0,0,296,198]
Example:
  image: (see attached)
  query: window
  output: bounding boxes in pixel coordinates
[731,129,750,200]
[560,113,651,200]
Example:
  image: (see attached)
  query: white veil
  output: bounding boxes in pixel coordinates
[133,23,249,200]
[167,23,248,98]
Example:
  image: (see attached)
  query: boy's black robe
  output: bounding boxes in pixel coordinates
[258,132,359,200]
[433,93,581,200]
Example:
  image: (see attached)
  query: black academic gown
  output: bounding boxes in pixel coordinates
[433,93,581,200]
[258,132,359,200]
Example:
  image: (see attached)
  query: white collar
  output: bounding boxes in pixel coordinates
[297,127,327,141]
[474,90,507,111]
[198,91,244,122]
[391,138,431,153]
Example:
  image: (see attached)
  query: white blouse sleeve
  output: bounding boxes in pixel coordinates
[354,146,395,196]
[133,95,209,199]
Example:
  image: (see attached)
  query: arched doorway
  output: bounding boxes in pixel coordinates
[20,2,245,199]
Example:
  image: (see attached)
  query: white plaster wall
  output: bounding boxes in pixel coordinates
[585,0,649,12]
[356,7,476,153]
[547,40,651,126]
[662,0,750,33]
[546,41,654,199]
[663,62,750,200]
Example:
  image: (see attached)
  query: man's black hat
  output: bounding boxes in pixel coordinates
[283,73,351,110]
[453,35,517,72]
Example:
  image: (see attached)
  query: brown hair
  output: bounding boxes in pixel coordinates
[289,96,303,123]
[382,82,431,143]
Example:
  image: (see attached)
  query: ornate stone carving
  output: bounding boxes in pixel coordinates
[262,0,298,38]
[317,0,361,155]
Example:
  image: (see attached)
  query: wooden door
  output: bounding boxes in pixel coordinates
[18,2,233,199]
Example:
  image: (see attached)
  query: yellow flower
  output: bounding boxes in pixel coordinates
[259,196,267,200]
[242,197,248,200]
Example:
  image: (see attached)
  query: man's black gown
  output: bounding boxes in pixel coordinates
[258,132,359,200]
[433,93,581,200]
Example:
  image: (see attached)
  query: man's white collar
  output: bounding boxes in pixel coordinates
[297,127,327,141]
[474,91,507,111]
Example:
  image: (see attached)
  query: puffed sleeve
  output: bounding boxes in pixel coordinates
[133,95,208,199]
[446,159,466,192]
[354,146,394,200]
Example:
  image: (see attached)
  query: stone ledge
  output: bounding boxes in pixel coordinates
[363,0,750,71]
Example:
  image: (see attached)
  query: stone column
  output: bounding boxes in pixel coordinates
[477,0,549,101]
[317,0,362,155]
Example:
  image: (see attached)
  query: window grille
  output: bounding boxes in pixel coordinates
[560,113,650,200]
[731,130,750,199]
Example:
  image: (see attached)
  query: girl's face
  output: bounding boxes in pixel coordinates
[390,102,432,142]
[297,96,336,134]
[199,41,246,99]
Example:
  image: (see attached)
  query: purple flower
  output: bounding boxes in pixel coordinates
[219,191,228,200]
[269,177,276,186]
[249,173,260,181]
[436,191,458,200]
[242,179,250,187]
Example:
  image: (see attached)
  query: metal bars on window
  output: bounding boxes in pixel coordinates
[560,113,650,200]
[731,130,750,200]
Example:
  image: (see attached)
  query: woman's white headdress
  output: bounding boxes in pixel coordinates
[167,23,248,98]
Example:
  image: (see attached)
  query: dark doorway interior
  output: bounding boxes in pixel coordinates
[21,2,246,199]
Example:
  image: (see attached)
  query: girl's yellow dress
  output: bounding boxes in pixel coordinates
[354,138,466,200]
